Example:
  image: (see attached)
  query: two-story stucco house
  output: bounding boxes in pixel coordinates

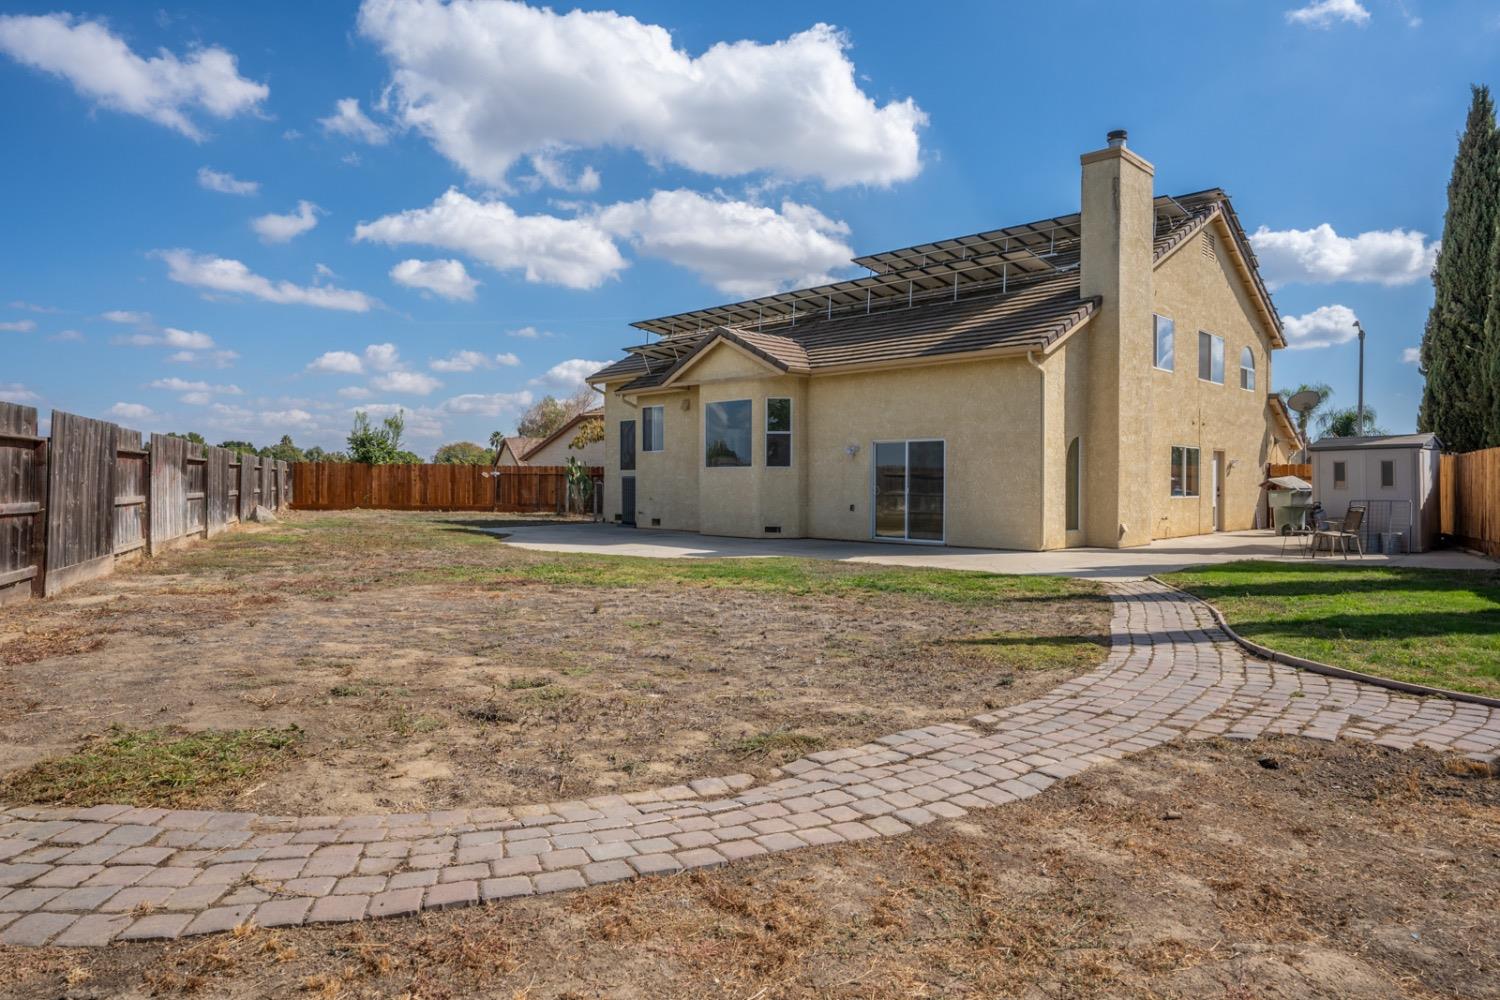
[587,132,1302,550]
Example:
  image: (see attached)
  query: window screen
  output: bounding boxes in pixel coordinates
[1198,332,1224,383]
[1154,315,1174,371]
[642,406,664,452]
[619,419,636,472]
[1380,460,1394,488]
[766,397,791,467]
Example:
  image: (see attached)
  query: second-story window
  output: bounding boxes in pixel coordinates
[642,405,664,452]
[1198,331,1224,384]
[1239,347,1256,390]
[1154,314,1174,371]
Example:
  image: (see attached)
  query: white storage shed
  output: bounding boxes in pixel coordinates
[1307,433,1441,552]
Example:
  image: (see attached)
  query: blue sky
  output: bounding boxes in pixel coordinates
[1,0,1495,453]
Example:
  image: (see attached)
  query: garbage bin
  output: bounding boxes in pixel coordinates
[1380,531,1404,555]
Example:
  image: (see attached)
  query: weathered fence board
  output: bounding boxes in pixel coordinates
[0,402,46,605]
[114,427,148,557]
[290,463,597,512]
[205,446,235,536]
[44,410,117,595]
[149,434,208,554]
[239,454,259,520]
[1441,448,1500,557]
[1266,463,1312,480]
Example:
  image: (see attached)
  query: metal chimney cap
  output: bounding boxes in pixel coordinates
[1106,129,1128,148]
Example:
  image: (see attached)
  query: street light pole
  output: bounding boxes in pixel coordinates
[1354,320,1366,436]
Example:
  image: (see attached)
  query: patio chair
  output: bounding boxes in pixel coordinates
[1311,505,1365,559]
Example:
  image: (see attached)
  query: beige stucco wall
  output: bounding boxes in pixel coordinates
[803,357,1043,549]
[525,433,604,468]
[494,446,524,467]
[1148,219,1281,538]
[602,387,701,530]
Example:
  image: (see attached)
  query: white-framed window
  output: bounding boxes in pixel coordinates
[1198,332,1224,384]
[766,397,791,467]
[1170,446,1200,497]
[1333,461,1347,489]
[1239,347,1255,390]
[705,399,752,467]
[1154,314,1174,371]
[641,405,664,452]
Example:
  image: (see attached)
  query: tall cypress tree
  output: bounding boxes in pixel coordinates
[1485,200,1500,447]
[1419,85,1500,452]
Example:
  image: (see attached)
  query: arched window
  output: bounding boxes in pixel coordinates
[1065,437,1081,532]
[1239,347,1256,390]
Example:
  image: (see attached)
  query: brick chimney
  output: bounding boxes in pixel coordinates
[1079,129,1154,547]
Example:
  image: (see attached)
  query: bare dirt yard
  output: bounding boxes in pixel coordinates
[2,737,1497,999]
[3,512,1498,998]
[0,511,1108,815]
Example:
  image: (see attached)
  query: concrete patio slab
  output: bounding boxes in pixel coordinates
[485,524,1495,579]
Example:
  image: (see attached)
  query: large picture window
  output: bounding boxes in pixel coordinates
[1170,446,1200,497]
[1154,314,1174,371]
[705,400,752,467]
[642,405,664,452]
[766,397,791,467]
[1198,331,1224,384]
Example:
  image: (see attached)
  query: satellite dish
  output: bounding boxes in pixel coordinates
[1287,390,1322,415]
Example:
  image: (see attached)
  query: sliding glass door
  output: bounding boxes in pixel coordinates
[872,440,945,542]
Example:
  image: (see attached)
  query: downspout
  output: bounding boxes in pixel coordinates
[1027,350,1047,548]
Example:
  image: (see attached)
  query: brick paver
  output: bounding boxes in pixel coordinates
[3,579,1498,946]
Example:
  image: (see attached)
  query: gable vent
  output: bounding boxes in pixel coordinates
[1201,231,1217,261]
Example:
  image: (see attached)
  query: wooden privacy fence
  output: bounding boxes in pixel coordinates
[1267,463,1312,480]
[291,462,598,513]
[1440,447,1500,557]
[0,400,291,604]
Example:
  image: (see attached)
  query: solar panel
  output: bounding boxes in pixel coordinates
[628,192,1222,339]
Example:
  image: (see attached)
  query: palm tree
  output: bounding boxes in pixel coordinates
[488,429,504,465]
[1277,382,1332,447]
[1317,405,1387,438]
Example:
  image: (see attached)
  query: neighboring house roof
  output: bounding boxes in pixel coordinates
[493,436,540,465]
[590,189,1281,393]
[1307,432,1441,452]
[517,408,604,462]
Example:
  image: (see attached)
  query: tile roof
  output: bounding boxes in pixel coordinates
[519,407,604,460]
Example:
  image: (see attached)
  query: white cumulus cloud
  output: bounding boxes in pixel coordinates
[252,201,322,243]
[371,370,441,395]
[116,327,218,350]
[429,349,520,372]
[442,391,534,418]
[1285,0,1371,28]
[0,13,267,139]
[197,166,258,195]
[102,309,149,324]
[158,250,375,311]
[390,258,479,301]
[109,402,154,420]
[531,359,607,391]
[358,187,857,294]
[1250,224,1437,289]
[363,343,401,372]
[355,0,924,189]
[0,319,36,332]
[0,382,40,402]
[307,350,365,374]
[355,189,625,289]
[599,190,854,296]
[1402,346,1421,365]
[1281,304,1361,350]
[319,97,389,144]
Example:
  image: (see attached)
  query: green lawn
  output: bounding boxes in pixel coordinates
[1161,562,1500,697]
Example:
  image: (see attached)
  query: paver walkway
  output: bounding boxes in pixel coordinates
[3,580,1498,947]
